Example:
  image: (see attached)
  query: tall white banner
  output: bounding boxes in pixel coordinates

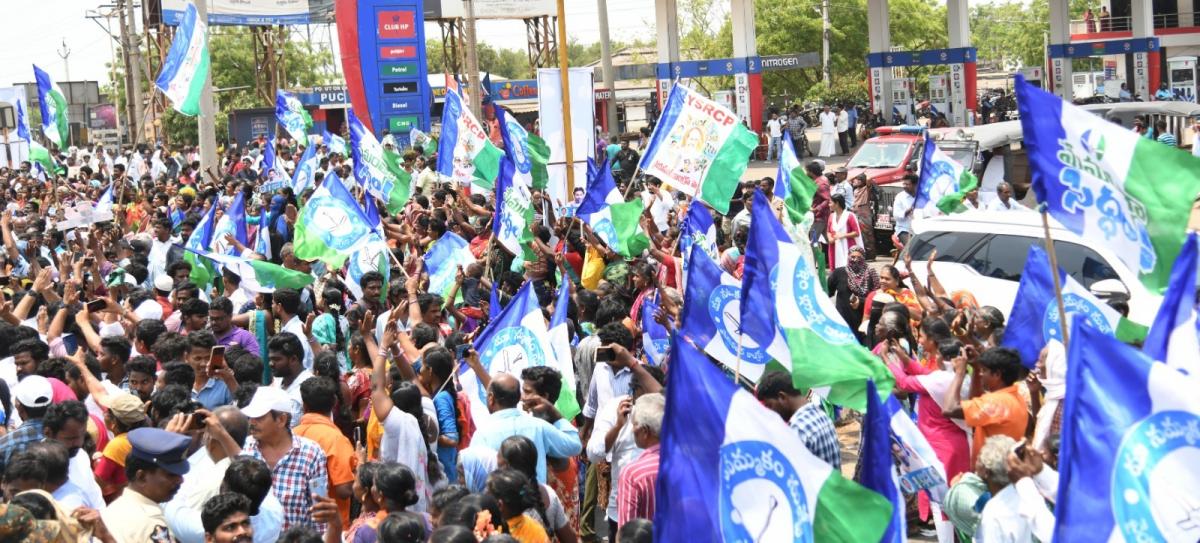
[537,68,595,209]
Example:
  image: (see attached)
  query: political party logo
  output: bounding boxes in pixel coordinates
[776,249,857,345]
[308,196,369,251]
[1043,292,1111,343]
[476,327,546,403]
[718,440,811,542]
[505,117,532,173]
[1111,410,1200,542]
[709,285,770,365]
[349,241,387,281]
[923,157,959,201]
[591,216,619,249]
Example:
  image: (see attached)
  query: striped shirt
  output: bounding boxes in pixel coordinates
[1158,132,1178,147]
[244,435,328,532]
[617,444,661,526]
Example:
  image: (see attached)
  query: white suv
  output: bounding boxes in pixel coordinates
[897,211,1162,324]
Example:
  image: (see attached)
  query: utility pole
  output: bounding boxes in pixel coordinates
[596,0,617,136]
[463,0,483,120]
[821,0,831,87]
[87,8,125,142]
[555,0,575,194]
[195,0,218,174]
[125,0,144,144]
[57,39,72,146]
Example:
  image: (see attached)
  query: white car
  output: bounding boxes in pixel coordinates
[896,211,1162,325]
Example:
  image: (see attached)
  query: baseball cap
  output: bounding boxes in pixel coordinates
[241,386,294,418]
[14,376,53,408]
[103,393,147,426]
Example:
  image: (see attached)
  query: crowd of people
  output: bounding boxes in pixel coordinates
[0,108,1069,543]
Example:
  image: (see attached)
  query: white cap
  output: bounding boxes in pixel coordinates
[241,386,294,418]
[134,299,164,321]
[153,275,174,293]
[15,375,53,408]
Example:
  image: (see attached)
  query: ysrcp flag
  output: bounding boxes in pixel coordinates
[1016,74,1200,293]
[349,109,411,213]
[776,131,816,224]
[182,247,313,294]
[641,296,671,366]
[467,281,555,425]
[1056,319,1200,542]
[493,157,535,259]
[275,90,312,143]
[655,338,892,542]
[680,248,766,380]
[860,379,905,543]
[1003,244,1147,368]
[210,190,248,256]
[741,191,893,408]
[32,64,68,149]
[577,159,649,258]
[436,85,502,188]
[866,381,948,501]
[323,130,347,156]
[291,136,319,196]
[423,231,476,299]
[639,83,758,214]
[679,202,718,287]
[1143,232,1200,376]
[547,281,580,419]
[916,135,978,214]
[345,237,390,302]
[154,2,209,116]
[293,170,374,269]
[495,104,551,190]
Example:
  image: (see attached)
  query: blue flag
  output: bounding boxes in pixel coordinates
[292,169,376,268]
[1003,245,1145,368]
[1142,232,1200,375]
[362,191,383,237]
[861,379,905,543]
[654,338,892,542]
[679,202,718,286]
[323,130,347,156]
[254,208,271,257]
[640,296,671,366]
[291,136,319,196]
[1055,318,1200,542]
[211,190,248,256]
[489,280,501,321]
[275,89,313,143]
[15,99,29,142]
[33,64,68,149]
[423,232,476,299]
[467,281,555,428]
[679,246,762,376]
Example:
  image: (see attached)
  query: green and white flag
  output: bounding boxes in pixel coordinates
[348,109,411,213]
[1016,75,1200,293]
[776,131,817,224]
[32,64,68,150]
[436,85,503,189]
[183,247,314,293]
[577,160,650,258]
[276,90,313,143]
[917,136,979,214]
[293,171,375,269]
[154,2,209,116]
[493,157,537,260]
[741,192,894,410]
[638,83,759,214]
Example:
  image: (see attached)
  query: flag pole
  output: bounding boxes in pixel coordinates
[1040,206,1070,348]
[555,0,576,195]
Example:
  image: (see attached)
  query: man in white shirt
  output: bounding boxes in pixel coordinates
[272,288,313,369]
[43,400,106,510]
[766,113,784,161]
[974,435,1057,543]
[147,217,179,288]
[836,106,851,155]
[641,179,676,233]
[985,182,1026,213]
[892,174,919,245]
[266,333,314,427]
[818,106,838,157]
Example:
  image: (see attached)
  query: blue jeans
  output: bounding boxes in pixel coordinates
[768,136,781,160]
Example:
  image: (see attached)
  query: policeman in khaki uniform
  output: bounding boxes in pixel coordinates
[101,427,192,543]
